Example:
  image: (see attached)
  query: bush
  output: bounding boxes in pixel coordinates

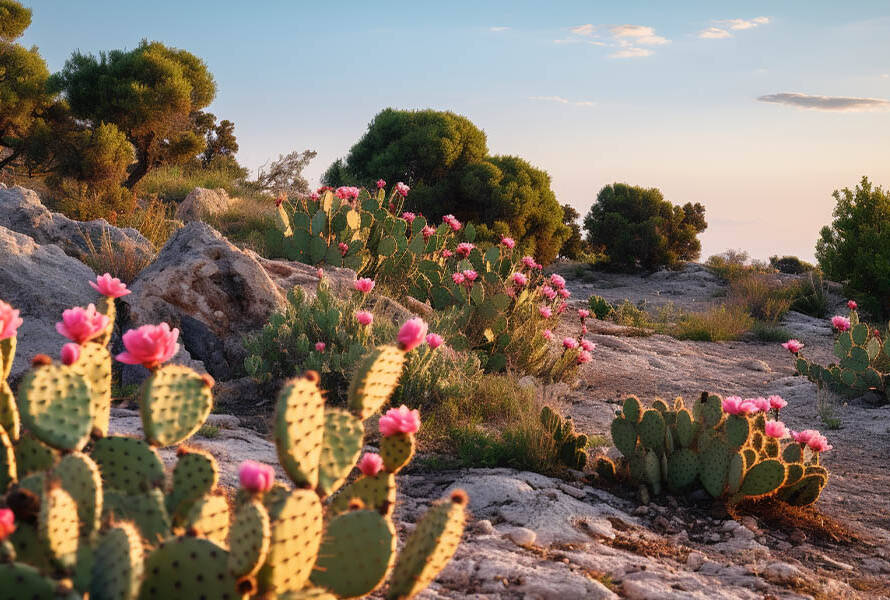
[789,272,829,318]
[44,178,135,222]
[612,300,655,329]
[136,162,248,203]
[769,255,814,274]
[705,249,773,281]
[727,274,793,324]
[583,183,707,272]
[672,305,753,341]
[816,176,890,318]
[587,294,614,320]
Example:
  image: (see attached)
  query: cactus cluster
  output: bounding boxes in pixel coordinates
[791,307,890,403]
[0,288,468,599]
[539,406,588,470]
[602,393,829,506]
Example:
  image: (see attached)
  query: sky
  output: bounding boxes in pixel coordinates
[20,1,890,262]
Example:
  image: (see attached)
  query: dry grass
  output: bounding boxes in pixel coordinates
[672,305,754,341]
[732,499,873,546]
[205,195,278,254]
[727,273,794,324]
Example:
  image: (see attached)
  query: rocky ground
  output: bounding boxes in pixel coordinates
[2,184,888,598]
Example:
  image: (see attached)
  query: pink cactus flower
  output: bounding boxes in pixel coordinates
[315,342,326,352]
[335,186,360,201]
[456,243,474,258]
[56,304,110,344]
[750,397,770,413]
[539,306,553,319]
[452,272,466,285]
[782,339,804,353]
[338,242,349,256]
[578,309,590,319]
[577,350,593,364]
[549,274,566,289]
[238,460,275,493]
[317,267,325,279]
[0,508,15,540]
[379,405,421,436]
[764,421,788,439]
[354,278,375,293]
[580,339,596,352]
[355,310,374,326]
[357,453,384,476]
[521,256,536,269]
[402,212,416,224]
[791,429,819,445]
[831,315,851,332]
[558,288,571,299]
[445,217,462,232]
[397,317,428,352]
[807,434,832,453]
[512,272,528,286]
[441,249,453,258]
[310,192,320,200]
[847,300,857,310]
[395,182,410,197]
[426,333,444,349]
[543,329,554,341]
[738,400,760,414]
[90,273,131,298]
[421,225,436,240]
[563,337,579,350]
[768,395,788,410]
[115,323,180,369]
[60,343,80,366]
[0,300,23,340]
[722,396,745,415]
[557,303,567,314]
[539,285,557,300]
[581,325,589,334]
[500,236,516,249]
[462,270,478,282]
[376,179,386,189]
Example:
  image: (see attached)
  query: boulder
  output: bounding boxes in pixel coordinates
[245,250,356,297]
[174,187,233,221]
[0,185,154,263]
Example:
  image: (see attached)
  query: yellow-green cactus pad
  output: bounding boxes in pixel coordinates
[229,499,271,578]
[139,365,214,447]
[92,436,165,495]
[167,448,219,521]
[139,536,237,600]
[53,452,102,537]
[0,337,14,381]
[380,433,415,474]
[90,523,144,600]
[347,345,405,419]
[39,486,80,570]
[0,424,15,493]
[0,379,19,441]
[103,489,171,545]
[386,491,468,600]
[71,343,113,436]
[275,375,325,489]
[257,489,323,594]
[310,509,396,597]
[183,493,230,547]
[0,562,58,599]
[739,459,786,498]
[318,408,364,497]
[14,432,58,477]
[17,363,93,451]
[328,473,397,518]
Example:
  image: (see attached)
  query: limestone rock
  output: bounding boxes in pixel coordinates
[174,187,233,221]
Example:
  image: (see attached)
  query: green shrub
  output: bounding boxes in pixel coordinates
[705,249,774,281]
[789,272,829,318]
[769,255,814,274]
[583,183,707,272]
[816,176,890,318]
[673,305,753,341]
[727,274,793,324]
[750,321,792,342]
[612,300,655,329]
[587,294,614,320]
[136,162,248,202]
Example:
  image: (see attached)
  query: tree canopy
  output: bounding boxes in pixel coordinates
[583,183,707,271]
[323,108,569,264]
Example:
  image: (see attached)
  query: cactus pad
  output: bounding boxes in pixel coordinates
[139,365,214,446]
[17,363,93,451]
[347,345,405,419]
[90,523,144,600]
[229,499,271,578]
[258,489,323,594]
[71,343,113,436]
[93,436,165,494]
[381,432,415,474]
[666,448,698,490]
[675,409,693,448]
[275,375,325,488]
[0,337,14,381]
[621,396,642,422]
[638,410,666,450]
[103,489,171,545]
[317,408,363,496]
[778,474,826,506]
[739,459,786,498]
[642,449,662,495]
[0,562,58,599]
[726,452,745,494]
[39,486,80,569]
[168,448,218,520]
[329,473,397,518]
[53,452,102,537]
[183,493,230,546]
[725,415,750,448]
[139,536,237,600]
[610,417,637,458]
[699,438,730,498]
[0,380,19,441]
[594,457,617,480]
[14,433,58,477]
[784,463,804,487]
[386,491,467,600]
[310,509,396,597]
[782,443,803,463]
[0,424,15,493]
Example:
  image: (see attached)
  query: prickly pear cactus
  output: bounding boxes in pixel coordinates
[138,536,238,600]
[90,523,144,600]
[139,365,214,446]
[274,374,325,489]
[17,363,93,451]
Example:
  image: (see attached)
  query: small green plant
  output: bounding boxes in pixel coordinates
[197,424,220,438]
[539,406,589,470]
[587,294,614,320]
[750,321,792,343]
[612,300,654,329]
[604,393,831,506]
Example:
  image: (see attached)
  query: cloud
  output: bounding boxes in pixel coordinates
[609,24,669,46]
[570,24,595,36]
[757,92,890,111]
[489,26,509,32]
[698,27,731,39]
[530,96,596,107]
[700,17,770,39]
[609,47,653,59]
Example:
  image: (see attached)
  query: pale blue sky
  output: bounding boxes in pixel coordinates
[20,1,890,261]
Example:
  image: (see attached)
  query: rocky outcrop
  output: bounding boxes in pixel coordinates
[0,184,154,262]
[245,250,356,297]
[174,187,233,221]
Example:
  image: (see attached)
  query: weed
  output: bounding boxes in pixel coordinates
[672,305,753,341]
[197,424,221,438]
